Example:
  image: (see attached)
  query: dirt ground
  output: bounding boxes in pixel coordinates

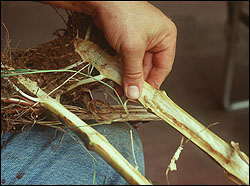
[1,1,249,185]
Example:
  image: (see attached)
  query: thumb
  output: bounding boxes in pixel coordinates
[121,44,145,100]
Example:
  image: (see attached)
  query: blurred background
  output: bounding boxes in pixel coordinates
[1,1,249,185]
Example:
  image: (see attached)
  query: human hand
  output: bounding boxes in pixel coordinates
[42,1,177,100]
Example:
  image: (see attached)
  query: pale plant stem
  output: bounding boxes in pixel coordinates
[14,73,151,185]
[74,38,249,185]
[65,74,105,93]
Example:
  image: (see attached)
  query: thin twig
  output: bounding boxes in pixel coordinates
[47,63,90,97]
[130,129,138,170]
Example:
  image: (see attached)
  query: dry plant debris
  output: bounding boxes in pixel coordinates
[1,12,159,137]
[1,10,249,185]
[1,11,155,185]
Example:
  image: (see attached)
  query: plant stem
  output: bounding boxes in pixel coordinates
[74,38,249,185]
[15,74,151,185]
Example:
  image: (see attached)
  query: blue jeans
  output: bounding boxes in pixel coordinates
[1,122,145,185]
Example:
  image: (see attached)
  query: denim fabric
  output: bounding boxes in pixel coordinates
[1,122,145,185]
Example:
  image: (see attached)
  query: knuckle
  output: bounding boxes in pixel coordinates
[123,71,144,85]
[123,71,143,80]
[165,18,177,37]
[170,21,177,37]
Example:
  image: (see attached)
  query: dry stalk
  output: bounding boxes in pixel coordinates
[65,104,161,123]
[74,38,249,185]
[7,73,151,185]
[1,97,159,123]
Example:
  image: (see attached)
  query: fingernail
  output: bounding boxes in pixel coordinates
[127,85,140,99]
